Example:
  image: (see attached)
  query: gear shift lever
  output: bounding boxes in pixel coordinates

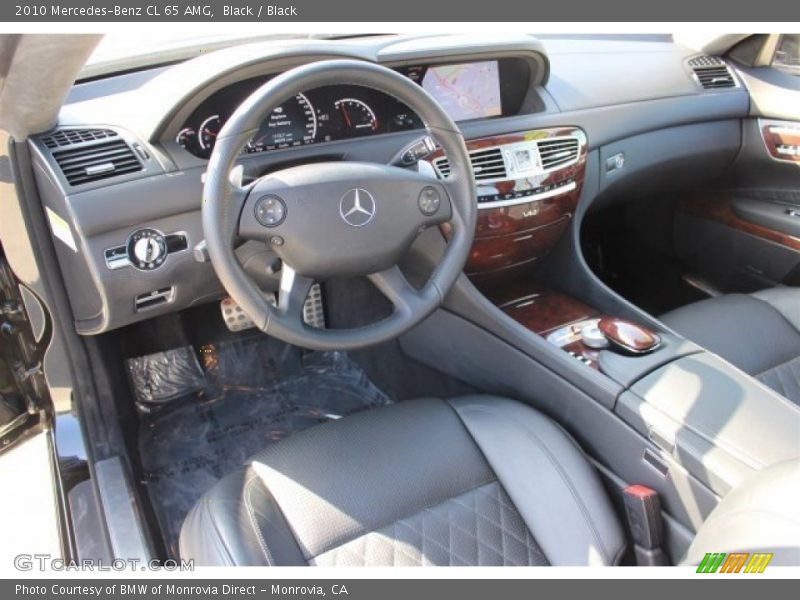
[597,317,661,355]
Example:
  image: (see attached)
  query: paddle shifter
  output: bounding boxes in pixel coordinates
[581,318,661,355]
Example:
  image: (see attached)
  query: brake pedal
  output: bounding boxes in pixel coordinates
[220,284,325,332]
[220,295,270,332]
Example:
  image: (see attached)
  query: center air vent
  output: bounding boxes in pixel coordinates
[689,56,736,89]
[433,135,582,183]
[537,137,580,170]
[53,139,143,186]
[434,146,508,182]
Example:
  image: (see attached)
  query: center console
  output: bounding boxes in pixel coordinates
[416,125,800,509]
[433,127,668,373]
[401,125,800,561]
[473,275,797,501]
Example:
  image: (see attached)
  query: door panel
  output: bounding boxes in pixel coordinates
[731,195,800,237]
[674,36,800,292]
[675,198,800,292]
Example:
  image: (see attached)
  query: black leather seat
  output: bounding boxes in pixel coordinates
[661,287,800,405]
[179,396,625,566]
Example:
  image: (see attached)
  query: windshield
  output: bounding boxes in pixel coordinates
[83,33,322,79]
[83,32,719,80]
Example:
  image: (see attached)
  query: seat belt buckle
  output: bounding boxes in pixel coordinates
[623,484,668,566]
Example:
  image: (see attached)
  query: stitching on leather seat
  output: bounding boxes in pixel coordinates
[756,356,800,405]
[244,475,275,566]
[312,482,541,566]
[745,294,800,373]
[457,404,613,565]
[199,495,236,566]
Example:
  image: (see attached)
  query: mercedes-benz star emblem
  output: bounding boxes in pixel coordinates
[339,188,376,227]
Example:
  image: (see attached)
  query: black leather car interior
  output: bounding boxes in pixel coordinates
[661,287,800,405]
[179,396,626,566]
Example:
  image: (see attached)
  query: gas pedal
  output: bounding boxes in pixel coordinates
[303,283,326,329]
[220,284,325,332]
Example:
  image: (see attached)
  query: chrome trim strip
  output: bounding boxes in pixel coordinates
[768,126,800,137]
[477,180,577,210]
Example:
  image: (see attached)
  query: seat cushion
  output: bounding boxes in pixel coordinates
[661,288,800,404]
[179,396,625,566]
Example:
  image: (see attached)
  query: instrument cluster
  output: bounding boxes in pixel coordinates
[176,76,423,159]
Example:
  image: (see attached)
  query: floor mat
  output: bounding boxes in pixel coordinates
[136,335,391,557]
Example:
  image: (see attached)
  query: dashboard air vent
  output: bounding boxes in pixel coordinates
[53,139,143,186]
[688,56,736,89]
[469,147,507,181]
[537,137,580,170]
[40,128,118,149]
[433,147,508,182]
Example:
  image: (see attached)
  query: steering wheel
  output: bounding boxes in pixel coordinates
[202,59,476,350]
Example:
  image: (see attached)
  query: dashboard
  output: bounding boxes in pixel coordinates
[177,58,531,158]
[28,34,750,336]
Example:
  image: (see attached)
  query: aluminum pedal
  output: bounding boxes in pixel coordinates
[220,284,325,332]
[303,283,326,329]
[220,295,272,332]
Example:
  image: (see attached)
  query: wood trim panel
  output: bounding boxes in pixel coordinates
[438,127,587,275]
[562,340,602,370]
[464,216,571,275]
[492,284,604,369]
[761,119,800,163]
[499,287,600,335]
[677,194,800,252]
[474,186,581,237]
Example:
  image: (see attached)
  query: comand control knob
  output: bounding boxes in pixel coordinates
[581,321,609,349]
[127,228,167,270]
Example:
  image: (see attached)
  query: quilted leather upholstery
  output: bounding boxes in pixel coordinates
[757,356,800,405]
[180,396,625,566]
[311,482,548,566]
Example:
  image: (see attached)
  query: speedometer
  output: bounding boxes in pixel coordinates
[198,115,221,152]
[248,93,318,152]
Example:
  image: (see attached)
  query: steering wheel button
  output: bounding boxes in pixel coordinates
[418,186,441,216]
[255,195,287,227]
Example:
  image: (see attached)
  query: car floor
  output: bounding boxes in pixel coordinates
[128,289,477,558]
[135,334,391,558]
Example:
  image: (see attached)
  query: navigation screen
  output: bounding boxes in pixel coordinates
[420,61,502,121]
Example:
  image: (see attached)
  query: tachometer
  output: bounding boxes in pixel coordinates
[248,93,318,152]
[334,98,378,136]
